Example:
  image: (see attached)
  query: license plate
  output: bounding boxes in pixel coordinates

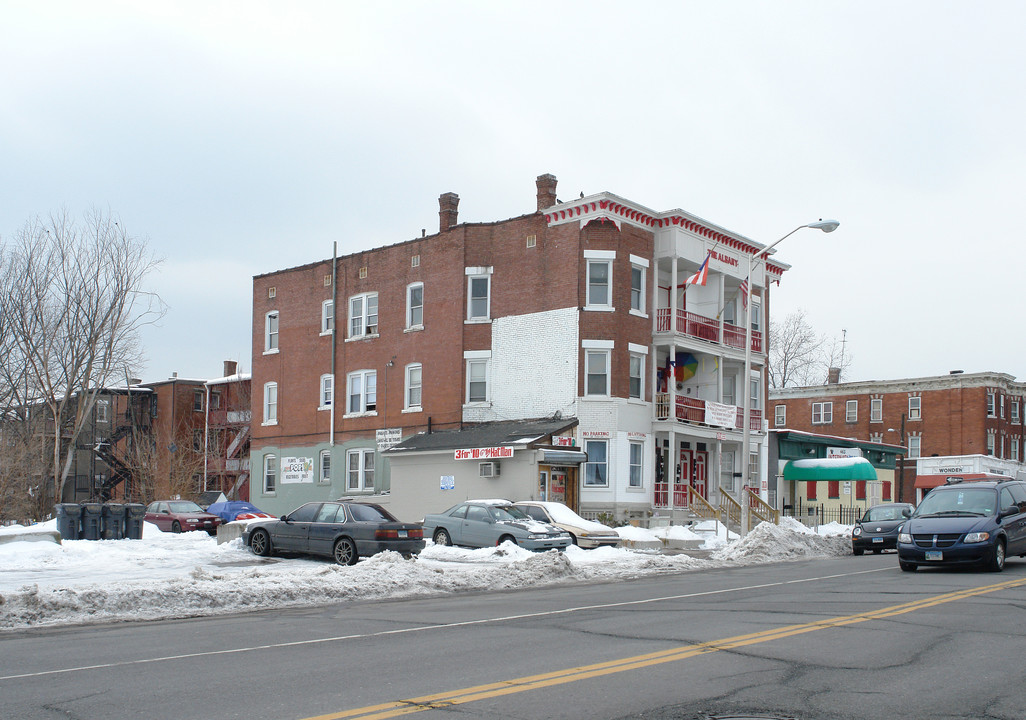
[925,550,943,561]
[872,537,883,544]
[398,530,408,538]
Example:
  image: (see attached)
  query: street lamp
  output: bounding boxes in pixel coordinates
[739,219,839,535]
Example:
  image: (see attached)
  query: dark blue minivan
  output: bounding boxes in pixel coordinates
[896,477,1026,572]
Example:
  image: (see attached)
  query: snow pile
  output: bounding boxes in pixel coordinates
[711,518,851,564]
[0,518,852,630]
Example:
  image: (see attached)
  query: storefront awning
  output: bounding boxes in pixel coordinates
[540,450,588,465]
[783,458,878,482]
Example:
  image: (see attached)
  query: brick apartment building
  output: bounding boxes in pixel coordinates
[203,361,252,501]
[769,370,1026,502]
[250,174,796,523]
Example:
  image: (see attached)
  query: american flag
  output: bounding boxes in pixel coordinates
[739,277,749,309]
[683,251,712,287]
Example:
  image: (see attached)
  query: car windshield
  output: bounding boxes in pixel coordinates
[348,504,396,522]
[167,501,204,513]
[492,505,530,521]
[916,487,996,517]
[863,506,906,522]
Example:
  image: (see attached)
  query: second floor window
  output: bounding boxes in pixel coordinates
[96,399,110,423]
[585,350,610,396]
[775,405,786,427]
[467,276,490,320]
[584,440,608,486]
[587,260,611,308]
[193,391,203,412]
[263,382,277,424]
[406,364,422,409]
[812,402,832,424]
[629,354,643,399]
[467,359,489,403]
[630,265,645,313]
[987,393,996,417]
[846,400,857,423]
[347,370,377,414]
[1013,400,1021,423]
[349,293,378,338]
[870,398,883,422]
[909,435,922,459]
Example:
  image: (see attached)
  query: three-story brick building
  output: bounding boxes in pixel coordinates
[250,174,793,522]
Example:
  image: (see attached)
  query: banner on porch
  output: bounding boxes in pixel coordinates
[704,400,737,429]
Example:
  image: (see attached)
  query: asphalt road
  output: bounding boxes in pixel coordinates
[3,553,1026,720]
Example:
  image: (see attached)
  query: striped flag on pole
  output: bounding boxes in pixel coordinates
[739,276,749,309]
[683,251,712,287]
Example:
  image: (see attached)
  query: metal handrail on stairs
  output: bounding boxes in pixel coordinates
[747,488,780,526]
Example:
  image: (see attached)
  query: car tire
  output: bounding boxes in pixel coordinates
[899,560,917,572]
[171,521,182,533]
[250,529,272,557]
[498,534,517,547]
[333,538,358,566]
[987,539,1006,572]
[433,529,451,546]
[852,547,864,556]
[568,533,579,546]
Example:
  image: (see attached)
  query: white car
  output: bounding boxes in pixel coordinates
[513,501,621,549]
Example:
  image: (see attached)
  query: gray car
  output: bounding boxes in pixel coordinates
[423,499,572,551]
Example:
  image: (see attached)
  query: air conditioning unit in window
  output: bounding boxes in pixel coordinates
[479,461,501,478]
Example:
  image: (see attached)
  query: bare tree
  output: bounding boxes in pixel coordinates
[768,309,824,388]
[0,209,164,506]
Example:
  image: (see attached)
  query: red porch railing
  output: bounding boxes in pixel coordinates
[656,309,762,352]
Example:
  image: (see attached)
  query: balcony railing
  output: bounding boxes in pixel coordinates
[655,393,762,431]
[656,308,762,352]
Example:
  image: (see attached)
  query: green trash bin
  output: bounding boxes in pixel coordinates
[124,503,146,539]
[80,503,102,540]
[55,503,81,541]
[101,503,125,540]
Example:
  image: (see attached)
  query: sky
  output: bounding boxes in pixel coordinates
[0,517,850,630]
[2,1,1024,384]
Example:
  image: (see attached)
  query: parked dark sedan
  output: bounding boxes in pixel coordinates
[851,503,915,555]
[422,499,572,551]
[144,500,222,534]
[242,501,424,565]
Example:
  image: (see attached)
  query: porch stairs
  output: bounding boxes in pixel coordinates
[658,487,779,537]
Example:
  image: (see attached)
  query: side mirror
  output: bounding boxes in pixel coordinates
[999,507,1018,519]
[281,514,290,522]
[901,507,912,517]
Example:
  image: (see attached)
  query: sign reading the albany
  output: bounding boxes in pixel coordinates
[281,456,314,484]
[454,446,514,460]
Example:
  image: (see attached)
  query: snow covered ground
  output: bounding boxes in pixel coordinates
[0,518,852,631]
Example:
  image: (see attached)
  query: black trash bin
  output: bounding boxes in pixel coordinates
[124,503,146,540]
[80,503,103,540]
[101,503,125,540]
[55,503,81,541]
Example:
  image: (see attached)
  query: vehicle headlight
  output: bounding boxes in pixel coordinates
[528,534,549,540]
[898,532,912,544]
[852,527,862,537]
[186,518,199,523]
[964,531,991,544]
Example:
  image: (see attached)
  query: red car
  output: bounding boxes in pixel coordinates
[144,500,222,534]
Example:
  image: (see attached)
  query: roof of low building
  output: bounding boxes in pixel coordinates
[385,417,578,454]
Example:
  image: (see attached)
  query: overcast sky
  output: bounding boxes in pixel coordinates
[3,1,1024,384]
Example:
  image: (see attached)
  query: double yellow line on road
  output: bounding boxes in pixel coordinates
[303,576,1026,720]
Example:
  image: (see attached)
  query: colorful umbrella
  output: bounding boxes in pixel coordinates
[674,352,698,382]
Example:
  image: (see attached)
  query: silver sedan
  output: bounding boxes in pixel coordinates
[422,500,571,551]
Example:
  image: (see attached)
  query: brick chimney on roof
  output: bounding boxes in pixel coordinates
[224,360,238,377]
[827,367,841,384]
[438,192,459,232]
[536,173,557,211]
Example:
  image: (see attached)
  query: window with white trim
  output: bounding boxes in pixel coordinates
[407,283,424,329]
[193,391,203,412]
[846,400,857,423]
[321,300,334,334]
[347,449,375,491]
[629,440,644,488]
[630,264,645,313]
[263,382,278,424]
[812,402,832,424]
[1013,438,1021,462]
[908,396,921,421]
[870,398,883,423]
[96,399,110,424]
[346,370,377,414]
[349,292,378,338]
[750,299,762,333]
[750,378,761,411]
[319,374,333,409]
[909,435,922,459]
[265,311,279,353]
[986,432,995,456]
[584,440,608,486]
[466,359,489,403]
[210,391,221,410]
[775,405,786,427]
[987,392,996,417]
[1013,400,1021,423]
[585,350,610,396]
[467,275,490,320]
[587,260,612,308]
[263,454,277,493]
[1000,394,1005,419]
[405,364,422,410]
[319,450,331,484]
[629,354,644,399]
